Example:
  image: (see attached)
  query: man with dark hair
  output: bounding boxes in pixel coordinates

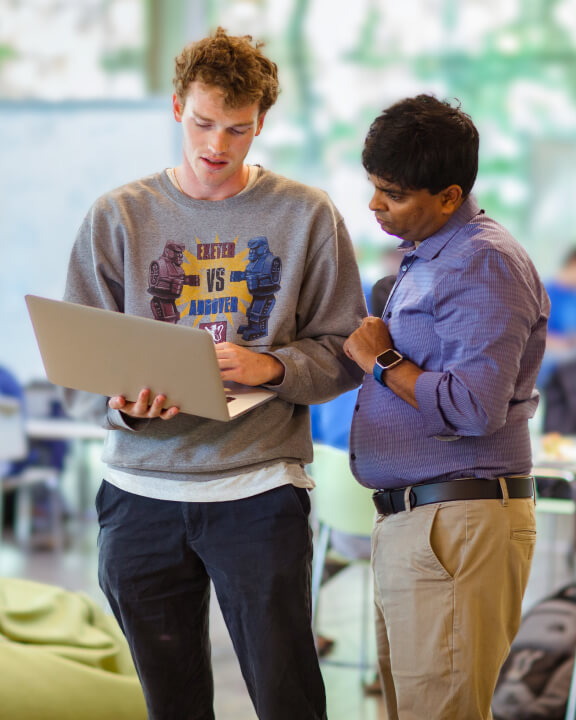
[344,94,549,719]
[63,27,366,720]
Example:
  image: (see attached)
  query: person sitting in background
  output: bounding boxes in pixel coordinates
[540,247,576,434]
[0,365,23,402]
[544,247,576,360]
[0,364,25,481]
[0,370,70,544]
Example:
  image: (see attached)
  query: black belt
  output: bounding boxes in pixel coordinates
[372,476,534,516]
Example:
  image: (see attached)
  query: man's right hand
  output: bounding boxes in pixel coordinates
[108,388,180,420]
[343,316,392,373]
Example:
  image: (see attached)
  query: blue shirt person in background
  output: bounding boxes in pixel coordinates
[545,247,576,351]
[0,366,23,402]
[539,247,576,433]
[344,95,550,720]
[0,365,25,478]
[538,246,576,386]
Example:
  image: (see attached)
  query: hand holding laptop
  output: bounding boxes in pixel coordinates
[108,388,180,421]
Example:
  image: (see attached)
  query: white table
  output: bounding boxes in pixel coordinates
[26,418,107,441]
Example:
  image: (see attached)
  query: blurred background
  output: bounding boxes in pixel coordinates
[2,0,576,383]
[2,7,576,716]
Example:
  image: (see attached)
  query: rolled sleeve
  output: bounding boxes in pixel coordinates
[414,370,457,437]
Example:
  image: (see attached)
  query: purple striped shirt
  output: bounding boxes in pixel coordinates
[350,196,550,490]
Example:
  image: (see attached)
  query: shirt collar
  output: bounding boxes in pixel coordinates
[398,195,482,260]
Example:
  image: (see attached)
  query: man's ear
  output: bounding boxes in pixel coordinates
[172,94,183,123]
[255,112,267,136]
[440,185,463,214]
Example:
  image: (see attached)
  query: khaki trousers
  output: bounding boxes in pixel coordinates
[371,488,536,720]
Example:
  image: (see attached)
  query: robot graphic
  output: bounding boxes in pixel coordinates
[147,242,199,323]
[230,235,282,341]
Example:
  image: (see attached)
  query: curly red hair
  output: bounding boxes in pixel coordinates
[173,27,279,113]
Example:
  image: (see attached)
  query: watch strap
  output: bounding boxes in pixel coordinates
[373,362,385,386]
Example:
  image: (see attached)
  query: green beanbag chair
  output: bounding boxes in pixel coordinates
[0,577,146,719]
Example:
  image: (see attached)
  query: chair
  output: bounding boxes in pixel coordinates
[0,394,66,550]
[0,577,146,719]
[531,466,576,720]
[568,659,576,720]
[0,395,27,544]
[0,395,28,463]
[533,466,576,586]
[308,443,376,680]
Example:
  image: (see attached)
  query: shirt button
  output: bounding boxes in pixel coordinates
[355,404,360,412]
[350,453,356,461]
[401,264,408,272]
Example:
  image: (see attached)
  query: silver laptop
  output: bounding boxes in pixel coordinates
[25,295,276,422]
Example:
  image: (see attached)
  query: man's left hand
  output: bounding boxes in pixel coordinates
[215,342,285,386]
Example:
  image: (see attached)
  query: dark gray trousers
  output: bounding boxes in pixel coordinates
[96,481,327,720]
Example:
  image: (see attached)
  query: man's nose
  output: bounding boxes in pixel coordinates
[369,193,387,211]
[208,130,228,154]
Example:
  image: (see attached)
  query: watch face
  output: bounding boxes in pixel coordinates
[377,349,402,367]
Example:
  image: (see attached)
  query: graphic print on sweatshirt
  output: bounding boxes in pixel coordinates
[147,235,282,343]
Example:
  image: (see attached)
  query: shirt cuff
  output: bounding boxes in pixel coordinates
[414,371,455,437]
[106,407,151,432]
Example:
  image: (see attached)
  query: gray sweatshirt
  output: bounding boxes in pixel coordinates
[63,167,366,483]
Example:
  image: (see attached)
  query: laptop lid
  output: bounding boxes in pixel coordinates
[25,295,276,422]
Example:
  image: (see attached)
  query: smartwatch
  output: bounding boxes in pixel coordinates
[373,348,404,386]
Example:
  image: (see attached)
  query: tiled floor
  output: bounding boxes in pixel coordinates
[1,480,574,720]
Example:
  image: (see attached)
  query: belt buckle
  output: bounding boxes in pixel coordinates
[374,488,419,515]
[373,489,395,515]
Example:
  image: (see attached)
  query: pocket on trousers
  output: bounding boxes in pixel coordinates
[289,484,311,517]
[94,479,107,516]
[428,503,466,579]
[510,500,537,545]
[511,528,537,543]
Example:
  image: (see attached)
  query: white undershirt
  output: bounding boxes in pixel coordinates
[105,461,314,502]
[167,164,259,195]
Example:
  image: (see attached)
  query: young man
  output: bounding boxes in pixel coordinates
[63,28,366,720]
[344,95,549,720]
